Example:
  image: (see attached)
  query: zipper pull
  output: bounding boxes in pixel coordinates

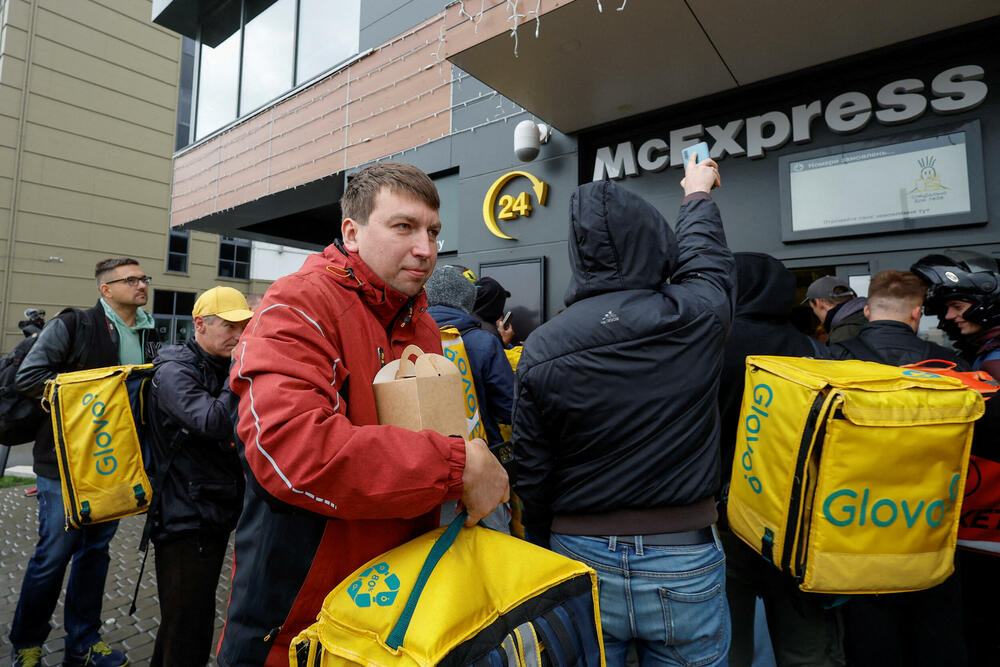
[378,346,385,367]
[401,303,414,328]
[263,625,282,643]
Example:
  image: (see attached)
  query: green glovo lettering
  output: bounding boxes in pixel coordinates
[83,392,117,475]
[822,474,960,529]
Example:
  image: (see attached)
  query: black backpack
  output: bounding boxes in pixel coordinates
[0,308,94,446]
[0,334,44,445]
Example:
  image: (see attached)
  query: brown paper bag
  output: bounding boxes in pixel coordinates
[373,345,469,439]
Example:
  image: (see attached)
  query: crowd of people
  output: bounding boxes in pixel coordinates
[5,156,999,667]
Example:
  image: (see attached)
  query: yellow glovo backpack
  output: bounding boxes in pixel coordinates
[43,364,156,529]
[289,510,606,667]
[727,355,984,594]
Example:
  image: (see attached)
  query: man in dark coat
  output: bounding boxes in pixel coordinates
[514,154,732,665]
[147,286,253,667]
[827,269,967,667]
[717,253,844,667]
[804,276,866,343]
[12,258,158,667]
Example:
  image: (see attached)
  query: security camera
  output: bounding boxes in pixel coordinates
[514,120,551,162]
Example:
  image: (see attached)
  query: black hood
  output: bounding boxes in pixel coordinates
[734,252,796,319]
[565,180,678,306]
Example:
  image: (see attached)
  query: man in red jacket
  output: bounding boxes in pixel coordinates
[219,162,509,666]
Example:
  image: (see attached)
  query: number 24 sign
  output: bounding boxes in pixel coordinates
[482,171,549,240]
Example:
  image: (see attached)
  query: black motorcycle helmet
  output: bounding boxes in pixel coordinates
[910,250,1000,333]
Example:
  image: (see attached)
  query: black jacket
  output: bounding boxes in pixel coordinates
[512,181,735,539]
[718,253,822,488]
[828,320,967,368]
[16,301,159,478]
[148,338,244,542]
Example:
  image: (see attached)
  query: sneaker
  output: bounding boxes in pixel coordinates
[11,647,42,667]
[62,642,128,667]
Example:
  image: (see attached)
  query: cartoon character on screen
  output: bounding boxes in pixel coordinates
[912,155,946,193]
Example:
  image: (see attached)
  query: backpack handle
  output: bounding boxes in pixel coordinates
[385,510,467,650]
[904,359,957,371]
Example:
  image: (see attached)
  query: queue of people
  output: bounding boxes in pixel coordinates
[5,155,1000,667]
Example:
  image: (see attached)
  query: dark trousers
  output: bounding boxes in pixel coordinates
[843,571,966,667]
[958,549,1000,666]
[721,529,845,667]
[151,531,230,667]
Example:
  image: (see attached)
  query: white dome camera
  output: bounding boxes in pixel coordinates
[514,120,551,162]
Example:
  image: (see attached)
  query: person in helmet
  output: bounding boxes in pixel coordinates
[911,250,1000,378]
[18,308,45,337]
[912,249,1000,665]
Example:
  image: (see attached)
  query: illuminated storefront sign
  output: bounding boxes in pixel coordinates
[592,65,987,181]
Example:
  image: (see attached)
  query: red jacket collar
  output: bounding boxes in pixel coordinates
[318,243,428,328]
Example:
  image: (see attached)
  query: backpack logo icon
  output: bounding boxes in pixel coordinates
[347,562,401,608]
[601,311,620,325]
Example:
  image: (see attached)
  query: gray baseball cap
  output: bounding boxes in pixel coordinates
[802,276,855,304]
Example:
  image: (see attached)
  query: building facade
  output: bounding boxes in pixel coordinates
[0,0,303,355]
[155,0,999,342]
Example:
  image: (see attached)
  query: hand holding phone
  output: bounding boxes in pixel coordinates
[681,142,710,167]
[501,311,512,328]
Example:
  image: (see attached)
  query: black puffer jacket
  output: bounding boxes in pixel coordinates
[512,181,735,539]
[828,320,967,368]
[147,338,244,542]
[718,253,822,489]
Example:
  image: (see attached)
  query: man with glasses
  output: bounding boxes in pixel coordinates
[10,258,159,667]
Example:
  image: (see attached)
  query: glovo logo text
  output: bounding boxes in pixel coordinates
[82,393,116,475]
[442,344,487,441]
[740,382,772,494]
[482,171,548,240]
[347,562,401,608]
[823,474,961,528]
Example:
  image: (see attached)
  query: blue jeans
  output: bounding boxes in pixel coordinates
[551,531,730,667]
[9,475,119,653]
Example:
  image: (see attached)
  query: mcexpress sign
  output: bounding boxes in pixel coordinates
[592,65,987,181]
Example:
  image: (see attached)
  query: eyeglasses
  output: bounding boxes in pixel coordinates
[104,275,152,287]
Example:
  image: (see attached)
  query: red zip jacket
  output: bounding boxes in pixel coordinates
[219,243,466,666]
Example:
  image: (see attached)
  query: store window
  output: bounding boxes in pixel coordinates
[153,290,197,344]
[167,228,190,273]
[219,236,252,279]
[192,0,361,141]
[240,0,295,115]
[296,0,361,85]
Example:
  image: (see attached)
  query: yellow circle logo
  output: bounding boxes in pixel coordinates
[482,171,549,240]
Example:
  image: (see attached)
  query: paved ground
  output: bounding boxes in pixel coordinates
[0,483,232,666]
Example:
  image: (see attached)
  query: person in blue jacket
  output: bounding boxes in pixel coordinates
[425,265,514,446]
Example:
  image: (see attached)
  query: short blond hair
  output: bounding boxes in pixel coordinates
[867,270,926,313]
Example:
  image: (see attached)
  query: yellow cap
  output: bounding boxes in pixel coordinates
[192,286,254,322]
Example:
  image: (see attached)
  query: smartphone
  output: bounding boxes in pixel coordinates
[681,141,710,165]
[501,311,512,328]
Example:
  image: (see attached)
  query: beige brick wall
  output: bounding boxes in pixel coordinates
[0,0,268,353]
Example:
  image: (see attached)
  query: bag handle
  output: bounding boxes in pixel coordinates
[394,345,425,380]
[385,510,467,650]
[903,359,957,371]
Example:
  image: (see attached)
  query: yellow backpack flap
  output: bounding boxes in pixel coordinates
[727,355,983,594]
[439,326,487,442]
[290,513,606,667]
[43,364,155,529]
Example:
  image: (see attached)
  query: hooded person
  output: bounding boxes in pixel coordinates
[425,265,515,447]
[716,253,844,667]
[473,276,512,341]
[513,154,734,666]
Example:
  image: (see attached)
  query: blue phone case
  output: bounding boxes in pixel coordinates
[682,142,710,165]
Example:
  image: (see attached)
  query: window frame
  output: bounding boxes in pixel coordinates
[218,235,252,280]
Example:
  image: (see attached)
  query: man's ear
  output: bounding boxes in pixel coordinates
[911,305,923,328]
[863,304,870,320]
[193,315,206,335]
[341,218,360,253]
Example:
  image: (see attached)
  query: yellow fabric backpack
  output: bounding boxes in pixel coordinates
[43,364,155,529]
[727,355,983,594]
[289,512,606,666]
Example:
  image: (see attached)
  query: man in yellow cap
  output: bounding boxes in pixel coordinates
[145,286,253,667]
